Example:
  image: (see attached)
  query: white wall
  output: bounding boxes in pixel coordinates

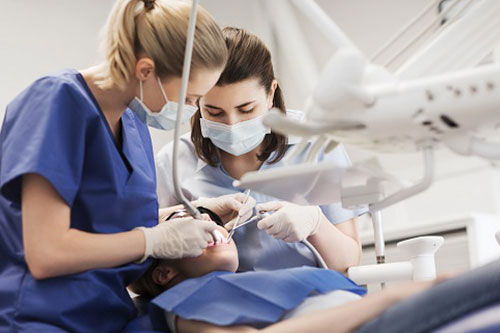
[0,0,436,143]
[0,0,188,154]
[2,0,499,232]
[0,0,114,125]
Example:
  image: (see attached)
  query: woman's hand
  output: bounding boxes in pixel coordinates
[196,193,256,225]
[256,201,322,242]
[136,217,218,262]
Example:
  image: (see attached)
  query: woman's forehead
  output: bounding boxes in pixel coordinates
[203,78,266,104]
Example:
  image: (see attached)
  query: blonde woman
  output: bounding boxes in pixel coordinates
[0,0,249,331]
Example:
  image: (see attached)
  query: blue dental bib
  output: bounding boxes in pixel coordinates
[150,266,366,329]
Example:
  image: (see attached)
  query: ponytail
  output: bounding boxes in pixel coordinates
[98,0,140,90]
[98,0,227,90]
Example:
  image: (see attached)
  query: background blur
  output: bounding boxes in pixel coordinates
[1,0,499,234]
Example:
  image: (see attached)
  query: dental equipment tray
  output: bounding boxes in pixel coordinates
[233,162,347,205]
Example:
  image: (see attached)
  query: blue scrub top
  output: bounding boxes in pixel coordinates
[0,70,158,332]
[156,112,363,271]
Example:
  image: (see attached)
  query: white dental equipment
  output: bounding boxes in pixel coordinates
[236,0,500,285]
[171,0,203,219]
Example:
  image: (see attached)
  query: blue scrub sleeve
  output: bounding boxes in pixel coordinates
[317,143,367,224]
[0,77,87,207]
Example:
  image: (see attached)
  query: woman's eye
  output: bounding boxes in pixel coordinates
[206,110,222,117]
[240,107,255,114]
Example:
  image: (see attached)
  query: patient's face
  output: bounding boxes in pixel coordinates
[154,225,239,288]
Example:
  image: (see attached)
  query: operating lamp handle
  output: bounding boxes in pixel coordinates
[171,0,201,219]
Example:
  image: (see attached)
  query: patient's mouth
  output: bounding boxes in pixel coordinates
[207,229,229,247]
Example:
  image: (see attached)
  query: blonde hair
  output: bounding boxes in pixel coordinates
[98,0,228,90]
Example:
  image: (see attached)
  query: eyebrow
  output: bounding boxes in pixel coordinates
[204,104,224,111]
[204,100,256,111]
[235,101,256,108]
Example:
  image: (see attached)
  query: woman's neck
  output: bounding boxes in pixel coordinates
[80,64,137,141]
[220,145,264,180]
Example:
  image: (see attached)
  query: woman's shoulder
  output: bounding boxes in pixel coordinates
[8,69,98,120]
[25,69,89,100]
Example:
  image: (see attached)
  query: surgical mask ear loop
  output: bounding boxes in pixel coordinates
[139,80,144,101]
[157,76,170,103]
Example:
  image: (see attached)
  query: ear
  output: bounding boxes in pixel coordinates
[135,57,156,81]
[152,264,179,287]
[267,80,278,109]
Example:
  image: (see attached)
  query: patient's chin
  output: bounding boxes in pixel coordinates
[180,244,239,278]
[205,248,239,273]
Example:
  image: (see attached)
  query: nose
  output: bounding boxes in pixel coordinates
[226,114,241,126]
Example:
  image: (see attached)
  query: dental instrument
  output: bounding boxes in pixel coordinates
[231,210,276,231]
[226,189,251,242]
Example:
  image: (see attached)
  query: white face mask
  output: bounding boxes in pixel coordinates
[200,114,271,156]
[129,77,198,131]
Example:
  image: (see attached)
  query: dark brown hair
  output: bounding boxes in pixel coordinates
[128,258,184,298]
[128,259,163,298]
[191,27,288,167]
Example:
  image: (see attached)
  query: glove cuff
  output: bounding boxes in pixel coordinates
[134,227,153,264]
[193,197,208,208]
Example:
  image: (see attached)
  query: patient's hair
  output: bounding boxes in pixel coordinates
[129,259,173,298]
[191,27,288,167]
[128,259,185,298]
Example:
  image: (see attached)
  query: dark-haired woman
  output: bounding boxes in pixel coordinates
[156,27,364,273]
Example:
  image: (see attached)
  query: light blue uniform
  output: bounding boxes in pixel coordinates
[156,111,363,271]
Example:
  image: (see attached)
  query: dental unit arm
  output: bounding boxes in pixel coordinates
[171,0,202,219]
